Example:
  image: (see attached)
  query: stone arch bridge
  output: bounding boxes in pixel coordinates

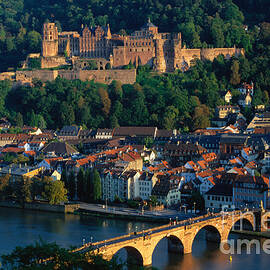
[75,210,260,266]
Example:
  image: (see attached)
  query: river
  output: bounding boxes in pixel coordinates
[0,207,269,270]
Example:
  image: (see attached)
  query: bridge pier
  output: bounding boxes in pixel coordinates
[143,255,153,267]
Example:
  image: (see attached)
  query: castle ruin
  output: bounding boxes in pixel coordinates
[42,19,244,72]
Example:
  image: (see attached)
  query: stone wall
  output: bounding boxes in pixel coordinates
[201,47,244,61]
[41,56,68,68]
[0,72,15,81]
[0,201,80,213]
[16,70,59,82]
[15,69,136,85]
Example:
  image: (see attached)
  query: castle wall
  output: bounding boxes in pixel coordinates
[14,69,136,85]
[178,49,201,67]
[77,69,136,84]
[201,48,244,61]
[0,72,15,81]
[41,56,68,68]
[16,70,58,82]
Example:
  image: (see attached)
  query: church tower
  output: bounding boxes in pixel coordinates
[42,22,59,57]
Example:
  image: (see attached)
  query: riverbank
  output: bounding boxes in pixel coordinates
[0,201,192,224]
[76,202,194,223]
[0,201,79,214]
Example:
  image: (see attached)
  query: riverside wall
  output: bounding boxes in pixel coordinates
[0,201,79,213]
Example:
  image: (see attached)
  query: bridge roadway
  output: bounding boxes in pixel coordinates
[74,210,257,266]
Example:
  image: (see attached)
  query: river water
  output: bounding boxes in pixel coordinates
[0,207,269,270]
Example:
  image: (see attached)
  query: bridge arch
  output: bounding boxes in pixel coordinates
[228,212,256,233]
[111,245,144,267]
[151,233,185,266]
[191,224,222,253]
[153,234,185,254]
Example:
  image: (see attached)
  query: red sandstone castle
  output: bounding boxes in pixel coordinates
[42,19,244,73]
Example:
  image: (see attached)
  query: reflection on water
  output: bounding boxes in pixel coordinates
[153,232,270,270]
[0,207,269,270]
[0,207,154,255]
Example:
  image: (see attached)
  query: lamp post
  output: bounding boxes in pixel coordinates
[90,236,93,244]
[193,202,196,213]
[82,238,85,245]
[184,205,187,214]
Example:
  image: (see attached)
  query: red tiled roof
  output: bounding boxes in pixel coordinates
[243,147,251,156]
[44,157,63,164]
[197,160,207,169]
[198,170,213,178]
[202,153,217,162]
[207,176,216,185]
[2,147,24,153]
[24,150,36,156]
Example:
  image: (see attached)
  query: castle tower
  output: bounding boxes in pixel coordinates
[42,22,59,57]
[154,39,166,72]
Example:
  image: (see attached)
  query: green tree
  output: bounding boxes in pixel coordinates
[67,171,76,200]
[192,104,210,130]
[93,169,102,201]
[99,88,111,117]
[26,30,41,52]
[43,180,68,205]
[1,240,125,270]
[143,137,154,148]
[85,169,93,202]
[14,177,32,206]
[16,112,23,127]
[77,167,85,201]
[230,60,241,85]
[0,174,10,200]
[162,106,179,130]
[60,169,68,189]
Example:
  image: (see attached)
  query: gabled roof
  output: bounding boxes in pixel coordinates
[113,126,157,137]
[156,129,174,138]
[42,142,78,156]
[152,178,178,197]
[206,183,232,196]
[220,134,248,145]
[58,126,81,136]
